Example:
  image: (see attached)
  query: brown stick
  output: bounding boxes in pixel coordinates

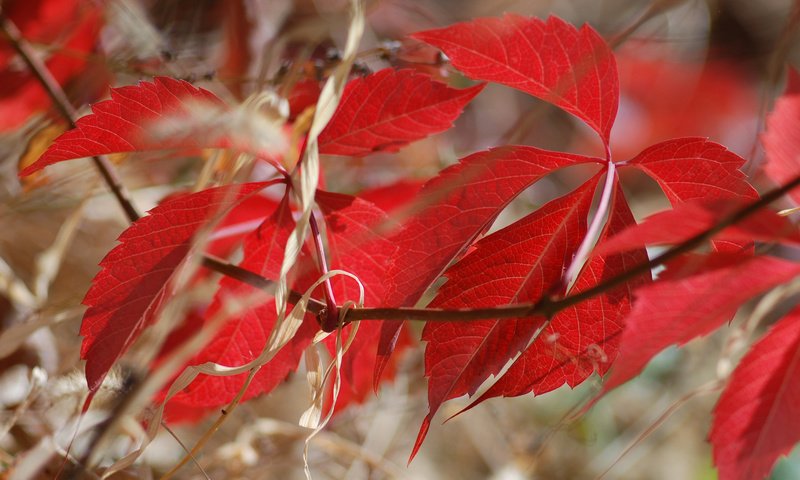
[202,255,326,313]
[344,171,800,322]
[0,15,142,224]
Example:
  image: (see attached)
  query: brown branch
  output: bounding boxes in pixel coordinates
[0,15,142,224]
[344,172,800,322]
[201,255,326,314]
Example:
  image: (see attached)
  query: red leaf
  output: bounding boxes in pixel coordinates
[318,68,483,156]
[413,15,618,145]
[473,183,649,403]
[376,146,601,381]
[166,194,316,410]
[205,193,280,259]
[412,177,600,459]
[287,78,321,120]
[157,189,281,261]
[358,180,424,214]
[599,255,800,395]
[763,70,800,204]
[80,182,273,395]
[710,308,800,480]
[625,137,757,203]
[20,77,287,176]
[594,199,800,257]
[787,68,800,94]
[625,137,758,254]
[383,147,601,308]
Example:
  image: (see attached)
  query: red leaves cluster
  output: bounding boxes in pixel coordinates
[80,182,277,397]
[164,195,312,417]
[15,9,800,479]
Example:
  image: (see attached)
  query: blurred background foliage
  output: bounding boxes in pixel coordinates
[0,0,799,478]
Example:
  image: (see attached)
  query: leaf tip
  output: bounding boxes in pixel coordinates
[409,415,432,464]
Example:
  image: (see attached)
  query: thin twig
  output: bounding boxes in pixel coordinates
[607,0,689,49]
[201,255,326,314]
[0,15,142,223]
[308,213,339,329]
[595,380,722,480]
[161,421,211,480]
